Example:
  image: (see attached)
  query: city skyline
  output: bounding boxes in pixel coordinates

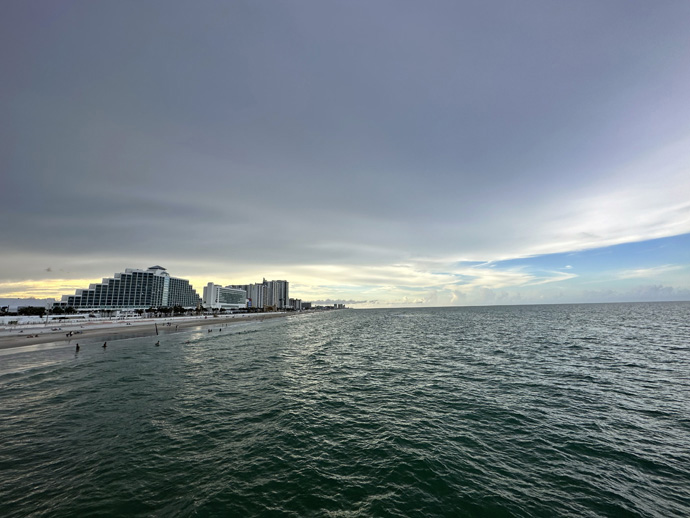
[2,1,689,308]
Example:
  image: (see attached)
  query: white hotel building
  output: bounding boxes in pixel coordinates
[202,283,247,310]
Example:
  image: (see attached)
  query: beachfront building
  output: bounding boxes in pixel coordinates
[227,279,289,310]
[228,283,265,309]
[202,283,247,310]
[265,279,289,309]
[54,266,201,310]
[246,283,266,309]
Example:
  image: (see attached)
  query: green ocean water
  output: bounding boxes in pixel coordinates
[1,302,689,517]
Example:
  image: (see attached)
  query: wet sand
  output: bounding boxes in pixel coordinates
[0,313,290,351]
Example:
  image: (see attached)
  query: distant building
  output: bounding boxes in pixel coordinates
[228,283,265,309]
[203,283,247,310]
[264,279,289,309]
[228,279,288,310]
[245,283,266,309]
[55,266,201,310]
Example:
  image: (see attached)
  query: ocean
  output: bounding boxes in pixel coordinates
[1,302,689,517]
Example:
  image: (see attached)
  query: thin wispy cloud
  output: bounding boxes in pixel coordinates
[617,265,685,280]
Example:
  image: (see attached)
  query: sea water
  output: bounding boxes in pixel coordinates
[1,302,689,517]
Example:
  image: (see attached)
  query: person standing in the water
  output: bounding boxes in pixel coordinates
[75,343,80,352]
[102,342,107,349]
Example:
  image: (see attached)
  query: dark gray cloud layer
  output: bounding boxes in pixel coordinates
[2,1,689,293]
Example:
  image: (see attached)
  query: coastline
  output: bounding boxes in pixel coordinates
[0,312,291,351]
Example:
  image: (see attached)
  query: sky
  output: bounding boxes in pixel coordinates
[1,0,689,308]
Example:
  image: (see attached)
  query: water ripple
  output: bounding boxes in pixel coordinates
[1,303,689,516]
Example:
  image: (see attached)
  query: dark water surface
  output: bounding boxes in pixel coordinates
[1,302,689,517]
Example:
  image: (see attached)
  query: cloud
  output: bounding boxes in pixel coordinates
[2,2,690,306]
[617,265,684,279]
[0,279,95,299]
[311,299,368,305]
[578,285,690,303]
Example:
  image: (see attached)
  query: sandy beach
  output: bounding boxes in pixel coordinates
[0,312,292,351]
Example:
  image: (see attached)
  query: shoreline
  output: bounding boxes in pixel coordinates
[0,312,292,351]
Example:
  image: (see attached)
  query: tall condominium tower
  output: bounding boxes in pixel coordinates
[264,279,289,309]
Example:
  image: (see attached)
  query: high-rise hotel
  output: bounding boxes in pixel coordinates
[55,266,201,310]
